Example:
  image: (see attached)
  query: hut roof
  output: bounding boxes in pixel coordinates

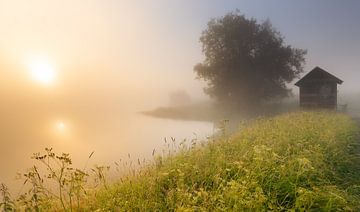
[295,66,343,86]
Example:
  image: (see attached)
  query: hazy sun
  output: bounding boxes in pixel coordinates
[56,121,66,131]
[28,58,56,85]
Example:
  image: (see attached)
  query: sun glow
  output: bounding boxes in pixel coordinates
[28,58,56,85]
[56,121,66,131]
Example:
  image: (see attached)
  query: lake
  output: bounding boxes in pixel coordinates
[0,101,213,195]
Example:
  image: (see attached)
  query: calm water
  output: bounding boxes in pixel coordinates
[0,102,213,195]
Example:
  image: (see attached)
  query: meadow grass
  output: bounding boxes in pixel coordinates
[1,111,360,211]
[87,111,360,211]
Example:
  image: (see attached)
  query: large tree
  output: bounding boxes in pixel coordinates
[194,11,306,111]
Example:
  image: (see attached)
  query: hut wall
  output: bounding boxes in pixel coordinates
[299,82,337,109]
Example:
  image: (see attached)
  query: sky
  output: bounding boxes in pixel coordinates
[0,0,359,105]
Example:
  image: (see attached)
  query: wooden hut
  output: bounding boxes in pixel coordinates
[295,67,343,109]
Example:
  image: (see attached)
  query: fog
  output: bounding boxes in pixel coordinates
[1,0,360,195]
[0,1,211,194]
[0,72,213,193]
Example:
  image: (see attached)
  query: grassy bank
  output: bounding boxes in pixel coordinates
[2,112,360,211]
[89,112,360,211]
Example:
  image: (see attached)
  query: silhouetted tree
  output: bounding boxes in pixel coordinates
[194,11,306,112]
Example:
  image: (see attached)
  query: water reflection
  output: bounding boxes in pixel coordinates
[0,102,213,195]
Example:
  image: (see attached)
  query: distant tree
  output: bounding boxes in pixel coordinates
[169,90,192,106]
[194,11,306,111]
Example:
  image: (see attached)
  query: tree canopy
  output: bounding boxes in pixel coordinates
[194,11,306,111]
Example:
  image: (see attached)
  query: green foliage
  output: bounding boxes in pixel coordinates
[0,148,110,211]
[17,148,91,211]
[89,112,360,211]
[0,183,15,211]
[194,11,307,111]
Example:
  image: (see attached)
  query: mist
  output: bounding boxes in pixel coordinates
[0,0,360,198]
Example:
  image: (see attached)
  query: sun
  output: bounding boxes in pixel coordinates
[28,58,56,85]
[56,121,66,131]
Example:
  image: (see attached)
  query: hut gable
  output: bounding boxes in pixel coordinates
[295,67,343,86]
[295,67,343,109]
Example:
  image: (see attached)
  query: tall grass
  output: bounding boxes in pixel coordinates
[88,111,360,211]
[1,111,360,211]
